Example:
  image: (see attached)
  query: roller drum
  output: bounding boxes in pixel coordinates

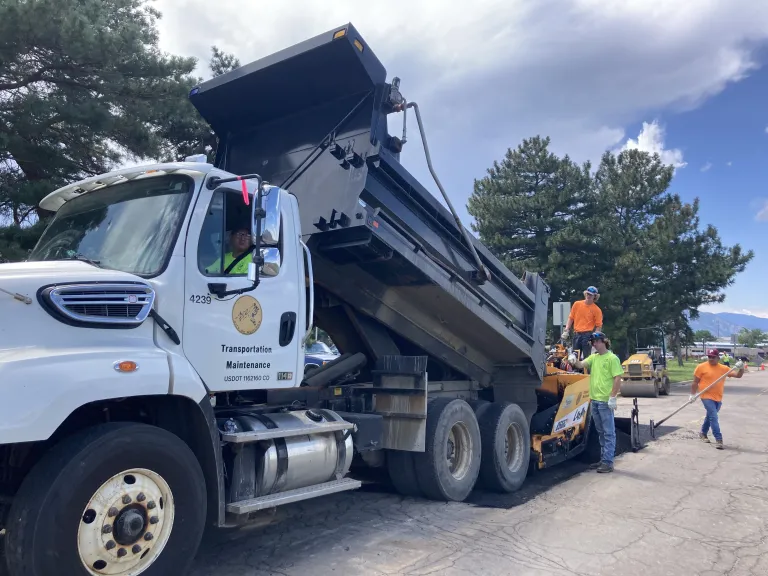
[619,379,659,398]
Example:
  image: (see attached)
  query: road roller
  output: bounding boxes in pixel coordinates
[619,329,671,398]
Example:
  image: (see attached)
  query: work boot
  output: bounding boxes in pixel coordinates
[715,439,724,450]
[699,433,710,443]
[596,462,614,473]
[589,461,601,469]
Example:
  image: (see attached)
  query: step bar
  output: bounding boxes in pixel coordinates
[221,420,354,443]
[226,478,363,514]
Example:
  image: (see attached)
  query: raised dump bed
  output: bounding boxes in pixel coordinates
[190,23,549,415]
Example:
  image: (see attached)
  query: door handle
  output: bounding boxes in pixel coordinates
[300,239,314,341]
[279,312,297,347]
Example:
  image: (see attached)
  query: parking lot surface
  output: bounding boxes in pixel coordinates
[188,370,768,576]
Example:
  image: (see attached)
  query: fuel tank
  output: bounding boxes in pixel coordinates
[220,409,354,499]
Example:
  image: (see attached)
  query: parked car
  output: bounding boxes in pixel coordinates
[304,341,339,375]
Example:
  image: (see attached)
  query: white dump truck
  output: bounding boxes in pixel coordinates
[0,23,616,576]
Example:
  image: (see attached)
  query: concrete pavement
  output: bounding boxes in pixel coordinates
[189,370,768,576]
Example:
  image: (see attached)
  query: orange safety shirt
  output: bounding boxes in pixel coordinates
[568,300,603,333]
[694,361,736,402]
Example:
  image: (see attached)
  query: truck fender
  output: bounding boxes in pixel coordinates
[0,346,170,444]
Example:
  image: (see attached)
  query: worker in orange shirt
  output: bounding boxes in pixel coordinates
[562,286,603,360]
[691,348,744,449]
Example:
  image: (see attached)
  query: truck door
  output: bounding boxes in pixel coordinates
[182,184,303,391]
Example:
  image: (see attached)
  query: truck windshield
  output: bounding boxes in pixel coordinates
[29,175,193,277]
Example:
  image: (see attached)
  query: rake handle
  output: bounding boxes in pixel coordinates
[652,366,738,429]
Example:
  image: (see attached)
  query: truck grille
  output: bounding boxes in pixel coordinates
[42,283,155,326]
[628,364,643,377]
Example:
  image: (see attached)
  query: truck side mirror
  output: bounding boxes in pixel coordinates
[260,247,281,277]
[259,185,281,247]
[247,183,281,284]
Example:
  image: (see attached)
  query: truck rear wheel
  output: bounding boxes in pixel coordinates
[414,398,481,502]
[386,450,423,498]
[477,402,530,493]
[5,422,207,576]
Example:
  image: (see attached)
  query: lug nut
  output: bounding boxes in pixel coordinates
[147,501,156,510]
[117,548,127,558]
[144,532,153,541]
[105,540,116,551]
[132,544,142,554]
[102,525,112,534]
[149,516,159,525]
[108,507,119,517]
[122,495,131,504]
[136,492,146,502]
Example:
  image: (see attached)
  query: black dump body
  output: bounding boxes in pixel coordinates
[190,24,550,399]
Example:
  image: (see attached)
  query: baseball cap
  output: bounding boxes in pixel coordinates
[586,286,599,295]
[589,331,607,342]
[706,348,719,358]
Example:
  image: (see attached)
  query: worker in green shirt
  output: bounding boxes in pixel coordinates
[206,226,253,275]
[568,331,624,473]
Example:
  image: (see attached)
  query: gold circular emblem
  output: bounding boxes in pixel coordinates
[231,295,263,335]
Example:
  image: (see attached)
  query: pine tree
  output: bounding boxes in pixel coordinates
[467,136,593,301]
[467,137,754,357]
[0,0,240,261]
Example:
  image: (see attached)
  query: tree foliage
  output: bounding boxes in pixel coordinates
[737,328,766,348]
[694,330,716,344]
[468,138,754,357]
[0,0,239,262]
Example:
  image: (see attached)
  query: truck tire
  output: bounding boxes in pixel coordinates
[414,398,481,502]
[386,450,422,498]
[467,399,491,420]
[5,422,207,576]
[477,402,530,493]
[659,376,671,396]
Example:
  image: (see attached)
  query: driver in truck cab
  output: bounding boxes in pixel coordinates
[205,225,253,275]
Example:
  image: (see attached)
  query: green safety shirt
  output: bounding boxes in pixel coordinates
[582,351,624,402]
[206,252,253,275]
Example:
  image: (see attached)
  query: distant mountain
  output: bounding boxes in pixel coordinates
[689,312,768,337]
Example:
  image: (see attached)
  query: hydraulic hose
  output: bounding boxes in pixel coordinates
[402,101,492,284]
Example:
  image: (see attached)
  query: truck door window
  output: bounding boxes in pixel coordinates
[198,189,281,277]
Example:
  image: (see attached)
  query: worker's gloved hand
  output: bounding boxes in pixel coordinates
[607,396,617,411]
[688,394,696,403]
[567,354,578,366]
[734,360,744,371]
[562,329,570,339]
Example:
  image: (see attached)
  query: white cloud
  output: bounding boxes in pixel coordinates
[754,199,768,222]
[702,304,768,318]
[151,0,768,222]
[727,161,733,167]
[701,162,713,172]
[622,120,687,169]
[765,126,768,134]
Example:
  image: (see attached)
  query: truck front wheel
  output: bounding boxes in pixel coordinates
[5,422,207,576]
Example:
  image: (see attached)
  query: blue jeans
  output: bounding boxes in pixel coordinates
[591,400,616,466]
[701,399,723,441]
[573,332,593,360]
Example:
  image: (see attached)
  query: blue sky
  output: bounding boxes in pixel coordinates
[153,0,767,316]
[652,63,768,316]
